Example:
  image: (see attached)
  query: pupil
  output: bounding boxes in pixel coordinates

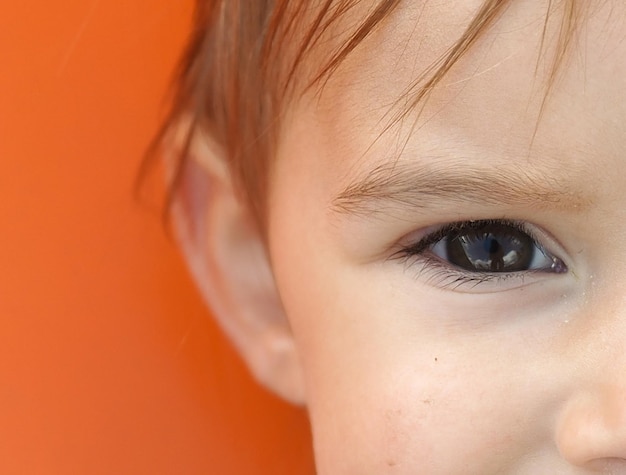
[485,237,504,271]
[487,239,500,254]
[445,223,534,272]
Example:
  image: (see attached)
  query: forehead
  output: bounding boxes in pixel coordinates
[277,0,626,189]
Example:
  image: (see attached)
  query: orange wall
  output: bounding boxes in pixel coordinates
[0,2,313,473]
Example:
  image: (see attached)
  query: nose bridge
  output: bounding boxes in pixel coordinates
[555,291,626,467]
[580,289,626,400]
[586,290,626,377]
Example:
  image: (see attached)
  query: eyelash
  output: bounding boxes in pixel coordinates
[390,219,567,291]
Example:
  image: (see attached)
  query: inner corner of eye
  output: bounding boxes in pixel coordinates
[548,255,569,274]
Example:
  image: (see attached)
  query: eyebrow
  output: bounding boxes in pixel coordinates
[331,161,591,217]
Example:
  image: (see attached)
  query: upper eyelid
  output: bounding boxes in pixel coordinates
[401,219,534,254]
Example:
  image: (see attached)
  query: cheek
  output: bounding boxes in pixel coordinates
[269,241,542,474]
[269,221,568,474]
[301,334,551,474]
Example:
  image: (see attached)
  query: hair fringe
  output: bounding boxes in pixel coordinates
[141,0,580,230]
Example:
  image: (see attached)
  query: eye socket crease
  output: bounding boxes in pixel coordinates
[330,160,593,219]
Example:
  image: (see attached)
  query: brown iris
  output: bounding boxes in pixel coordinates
[445,222,535,272]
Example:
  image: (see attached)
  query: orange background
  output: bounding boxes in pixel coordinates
[0,1,313,473]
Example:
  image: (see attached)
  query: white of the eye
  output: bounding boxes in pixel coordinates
[528,245,554,270]
[430,239,448,261]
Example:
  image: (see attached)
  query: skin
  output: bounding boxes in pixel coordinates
[266,0,626,473]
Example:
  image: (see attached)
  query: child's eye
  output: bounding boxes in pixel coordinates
[428,220,566,273]
[393,219,568,290]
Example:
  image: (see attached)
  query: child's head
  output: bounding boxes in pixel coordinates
[164,0,626,472]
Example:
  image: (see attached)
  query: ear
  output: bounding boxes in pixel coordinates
[167,128,306,405]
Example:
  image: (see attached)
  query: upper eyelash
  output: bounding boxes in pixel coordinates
[392,218,536,259]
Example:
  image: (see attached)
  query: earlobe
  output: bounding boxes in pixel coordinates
[167,129,306,405]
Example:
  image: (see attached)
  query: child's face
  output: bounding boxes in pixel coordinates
[266,0,626,473]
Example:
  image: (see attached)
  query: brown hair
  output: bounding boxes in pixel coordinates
[153,0,580,228]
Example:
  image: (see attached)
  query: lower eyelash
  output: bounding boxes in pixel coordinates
[422,267,493,290]
[394,250,528,290]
